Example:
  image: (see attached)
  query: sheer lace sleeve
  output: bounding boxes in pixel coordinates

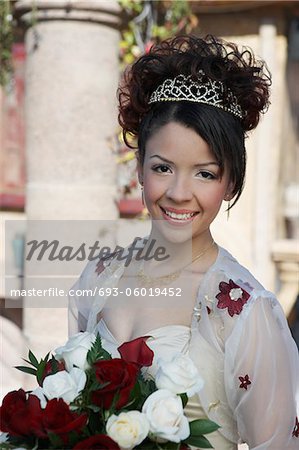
[68,258,103,336]
[68,252,127,336]
[225,292,299,449]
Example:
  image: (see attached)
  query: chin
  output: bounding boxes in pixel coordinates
[151,218,194,244]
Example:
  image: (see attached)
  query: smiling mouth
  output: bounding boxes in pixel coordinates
[160,206,199,221]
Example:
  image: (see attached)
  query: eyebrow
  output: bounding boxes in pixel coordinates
[149,154,219,167]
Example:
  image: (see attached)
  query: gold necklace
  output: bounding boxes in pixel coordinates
[137,240,215,288]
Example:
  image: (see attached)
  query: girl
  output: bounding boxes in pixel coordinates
[69,35,299,449]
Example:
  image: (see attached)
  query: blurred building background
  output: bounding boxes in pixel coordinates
[0,1,298,422]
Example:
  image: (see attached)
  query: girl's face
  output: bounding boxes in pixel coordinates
[138,122,232,246]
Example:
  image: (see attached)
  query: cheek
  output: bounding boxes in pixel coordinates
[196,183,227,203]
[143,174,164,202]
[213,189,227,204]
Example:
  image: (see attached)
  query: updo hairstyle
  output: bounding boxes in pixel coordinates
[118,35,271,208]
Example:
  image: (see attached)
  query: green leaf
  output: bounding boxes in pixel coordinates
[139,377,156,399]
[122,382,141,410]
[32,439,39,450]
[184,434,214,448]
[189,419,220,436]
[48,431,63,447]
[89,380,110,392]
[28,349,39,368]
[108,390,121,414]
[134,438,159,449]
[36,358,47,385]
[88,333,102,357]
[180,393,188,408]
[163,442,180,450]
[129,379,141,401]
[15,365,37,376]
[87,404,102,413]
[22,358,35,366]
[49,355,62,373]
[70,429,91,447]
[87,333,112,365]
[88,410,105,434]
[5,433,36,448]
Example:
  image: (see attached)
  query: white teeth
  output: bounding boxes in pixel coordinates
[163,209,195,220]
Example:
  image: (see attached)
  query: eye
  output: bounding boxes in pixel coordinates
[151,164,172,174]
[196,170,217,180]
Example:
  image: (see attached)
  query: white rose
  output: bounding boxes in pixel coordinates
[106,411,150,449]
[155,354,204,397]
[42,367,86,403]
[31,386,47,408]
[0,433,8,443]
[55,331,96,371]
[142,389,190,443]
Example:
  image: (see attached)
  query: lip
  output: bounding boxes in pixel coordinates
[160,206,199,214]
[159,206,199,226]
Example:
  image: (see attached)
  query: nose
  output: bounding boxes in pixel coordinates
[165,176,193,203]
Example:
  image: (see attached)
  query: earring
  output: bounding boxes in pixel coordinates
[224,194,231,220]
[226,200,231,220]
[140,182,144,205]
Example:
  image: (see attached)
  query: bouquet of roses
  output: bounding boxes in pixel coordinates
[0,331,219,449]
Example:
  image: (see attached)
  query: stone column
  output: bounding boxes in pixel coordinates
[272,240,299,316]
[253,20,287,290]
[15,0,120,220]
[14,0,120,360]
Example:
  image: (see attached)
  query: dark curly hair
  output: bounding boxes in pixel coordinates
[118,35,271,208]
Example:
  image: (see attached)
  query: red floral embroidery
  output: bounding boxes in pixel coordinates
[95,259,105,275]
[239,374,251,390]
[293,416,299,438]
[216,279,250,317]
[95,253,116,275]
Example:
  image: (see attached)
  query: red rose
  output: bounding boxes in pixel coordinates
[92,359,138,409]
[41,398,87,443]
[118,336,154,367]
[0,389,43,437]
[39,358,65,385]
[73,434,120,449]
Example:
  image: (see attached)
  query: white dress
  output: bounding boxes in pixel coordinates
[68,238,299,450]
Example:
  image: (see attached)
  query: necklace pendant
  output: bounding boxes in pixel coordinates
[137,268,180,288]
[136,240,215,290]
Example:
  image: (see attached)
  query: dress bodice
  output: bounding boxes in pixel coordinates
[69,239,299,449]
[97,318,237,450]
[98,318,191,376]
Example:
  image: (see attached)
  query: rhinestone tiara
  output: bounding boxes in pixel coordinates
[148,72,243,119]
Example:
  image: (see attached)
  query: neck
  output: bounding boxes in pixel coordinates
[143,225,215,275]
